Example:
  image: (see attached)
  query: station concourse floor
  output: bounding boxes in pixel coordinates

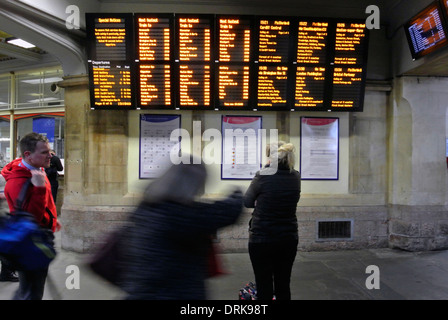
[2,230,448,300]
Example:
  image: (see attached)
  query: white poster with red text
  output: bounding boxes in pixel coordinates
[300,117,339,180]
[221,116,262,180]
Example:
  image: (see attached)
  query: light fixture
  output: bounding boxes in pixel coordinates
[6,37,36,49]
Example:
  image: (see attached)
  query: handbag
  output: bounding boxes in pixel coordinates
[207,240,226,278]
[87,226,127,287]
[0,178,56,271]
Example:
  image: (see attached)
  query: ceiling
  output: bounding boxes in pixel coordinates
[0,30,47,63]
[1,0,448,77]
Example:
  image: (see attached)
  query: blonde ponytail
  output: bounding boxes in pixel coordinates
[268,142,296,171]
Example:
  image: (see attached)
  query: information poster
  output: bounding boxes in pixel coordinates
[139,114,181,178]
[300,117,339,180]
[221,116,262,179]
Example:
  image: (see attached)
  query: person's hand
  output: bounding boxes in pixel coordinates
[30,170,46,187]
[55,220,62,232]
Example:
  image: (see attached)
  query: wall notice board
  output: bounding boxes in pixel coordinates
[300,117,339,180]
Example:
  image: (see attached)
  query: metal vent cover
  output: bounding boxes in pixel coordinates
[316,219,353,241]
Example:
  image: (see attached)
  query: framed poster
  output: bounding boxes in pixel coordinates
[300,117,339,180]
[139,114,181,179]
[221,116,262,180]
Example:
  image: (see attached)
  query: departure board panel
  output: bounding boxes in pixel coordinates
[139,64,172,106]
[137,16,171,61]
[217,16,252,108]
[297,21,329,64]
[404,2,448,60]
[331,67,364,108]
[177,16,212,62]
[86,13,370,111]
[135,14,173,108]
[86,13,135,109]
[179,65,211,106]
[176,15,213,108]
[334,22,367,64]
[258,19,291,63]
[257,65,288,107]
[218,17,251,62]
[295,66,326,108]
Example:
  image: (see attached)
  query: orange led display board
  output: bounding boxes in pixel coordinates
[86,13,369,111]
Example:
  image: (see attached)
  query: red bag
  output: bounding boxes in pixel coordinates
[207,241,226,277]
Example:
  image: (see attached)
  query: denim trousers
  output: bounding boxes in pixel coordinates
[249,239,298,300]
[13,268,48,300]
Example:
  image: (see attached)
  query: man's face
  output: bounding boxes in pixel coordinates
[25,141,52,168]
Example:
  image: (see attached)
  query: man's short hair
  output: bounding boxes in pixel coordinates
[19,132,49,157]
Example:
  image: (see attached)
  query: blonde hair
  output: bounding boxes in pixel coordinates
[267,141,295,171]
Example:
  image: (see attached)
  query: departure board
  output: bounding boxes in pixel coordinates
[177,16,212,62]
[297,21,328,64]
[334,22,367,64]
[217,16,252,108]
[295,66,326,108]
[135,14,173,108]
[258,65,288,107]
[179,65,211,106]
[137,16,171,61]
[85,13,370,111]
[176,15,213,108]
[258,19,290,63]
[332,67,364,108]
[86,13,135,109]
[404,2,448,60]
[218,17,251,62]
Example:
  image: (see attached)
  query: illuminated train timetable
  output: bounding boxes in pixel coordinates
[219,65,250,107]
[136,15,173,107]
[139,65,171,106]
[179,65,211,106]
[405,2,448,60]
[177,16,212,107]
[297,21,328,64]
[86,13,135,109]
[295,66,326,107]
[258,19,290,63]
[85,13,369,111]
[178,16,211,62]
[334,22,367,65]
[91,62,132,106]
[218,17,251,108]
[137,16,171,61]
[219,18,251,62]
[258,65,288,107]
[332,67,363,108]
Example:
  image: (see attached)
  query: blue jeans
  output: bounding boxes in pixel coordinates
[13,268,48,300]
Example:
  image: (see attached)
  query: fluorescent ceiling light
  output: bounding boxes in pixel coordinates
[27,97,59,103]
[6,38,36,49]
[21,77,63,84]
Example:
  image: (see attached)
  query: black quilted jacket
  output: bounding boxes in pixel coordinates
[120,190,243,300]
[244,165,301,243]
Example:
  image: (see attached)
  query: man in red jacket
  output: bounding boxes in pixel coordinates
[1,132,61,300]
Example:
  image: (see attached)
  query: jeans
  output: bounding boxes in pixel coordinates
[249,239,298,300]
[13,268,48,300]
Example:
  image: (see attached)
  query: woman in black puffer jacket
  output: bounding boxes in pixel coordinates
[120,160,243,300]
[244,142,301,300]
